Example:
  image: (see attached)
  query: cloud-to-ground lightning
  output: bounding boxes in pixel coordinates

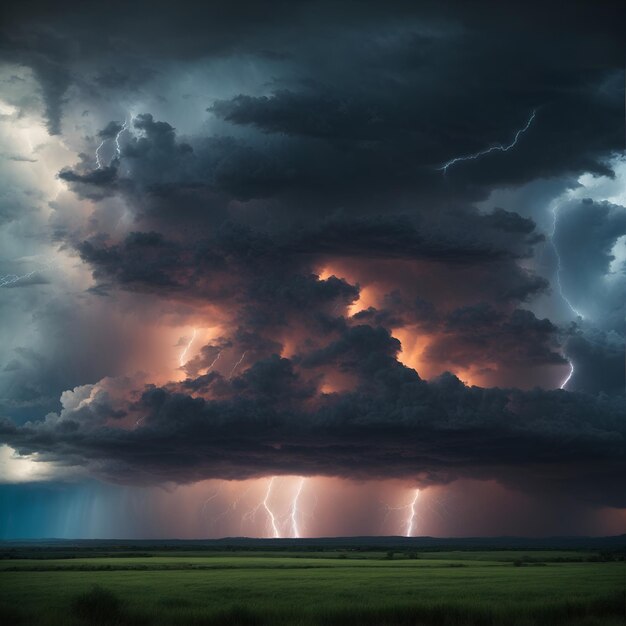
[263,477,281,538]
[381,487,420,537]
[179,329,197,368]
[241,477,282,537]
[263,476,280,539]
[289,478,306,538]
[229,351,247,379]
[438,110,536,173]
[405,489,419,537]
[240,476,311,538]
[549,202,583,390]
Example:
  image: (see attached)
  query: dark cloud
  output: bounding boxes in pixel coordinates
[0,28,73,134]
[59,164,119,189]
[97,121,123,139]
[564,329,625,396]
[554,198,626,330]
[427,305,565,367]
[1,328,623,506]
[209,90,390,141]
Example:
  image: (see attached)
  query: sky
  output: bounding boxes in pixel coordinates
[0,0,624,539]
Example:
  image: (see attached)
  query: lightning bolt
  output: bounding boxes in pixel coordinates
[263,477,281,538]
[0,270,39,287]
[289,478,306,538]
[229,351,247,379]
[438,110,536,173]
[1,259,54,288]
[114,118,129,158]
[405,489,419,537]
[382,488,420,537]
[206,351,222,372]
[560,361,574,390]
[549,202,583,390]
[179,329,197,368]
[549,203,584,320]
[203,483,256,531]
[241,477,281,538]
[94,115,132,169]
[95,140,106,169]
[201,487,222,517]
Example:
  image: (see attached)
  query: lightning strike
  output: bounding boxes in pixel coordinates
[94,115,132,169]
[382,487,420,537]
[438,110,536,172]
[95,140,106,169]
[263,477,281,538]
[0,270,39,287]
[179,329,197,368]
[549,202,582,390]
[405,489,419,537]
[114,118,130,158]
[550,203,584,319]
[206,351,222,371]
[201,487,222,517]
[241,477,281,537]
[289,478,306,538]
[1,259,54,288]
[560,361,574,390]
[229,351,247,379]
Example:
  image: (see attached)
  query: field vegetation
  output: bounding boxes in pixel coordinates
[0,546,623,625]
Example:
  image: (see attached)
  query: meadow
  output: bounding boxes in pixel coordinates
[0,547,623,625]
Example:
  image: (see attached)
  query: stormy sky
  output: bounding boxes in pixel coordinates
[0,0,624,538]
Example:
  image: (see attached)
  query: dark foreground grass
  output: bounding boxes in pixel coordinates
[0,552,623,625]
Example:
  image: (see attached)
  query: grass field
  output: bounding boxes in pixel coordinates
[0,549,624,625]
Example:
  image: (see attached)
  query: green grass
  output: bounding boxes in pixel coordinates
[0,551,623,625]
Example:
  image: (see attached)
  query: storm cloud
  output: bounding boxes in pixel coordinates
[0,0,624,534]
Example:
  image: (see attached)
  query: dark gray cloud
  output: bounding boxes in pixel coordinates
[428,305,565,367]
[3,1,622,199]
[564,329,625,396]
[1,326,623,506]
[554,198,626,330]
[97,121,123,139]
